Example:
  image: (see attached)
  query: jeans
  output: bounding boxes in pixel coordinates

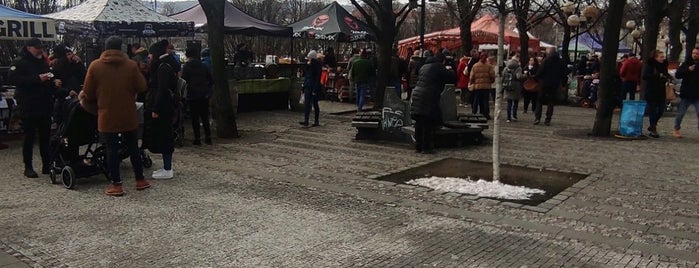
[356,83,369,111]
[507,100,519,120]
[163,152,172,171]
[472,90,490,118]
[647,101,665,130]
[22,117,51,169]
[621,81,637,100]
[302,88,320,124]
[392,79,402,98]
[414,115,436,152]
[102,130,144,184]
[674,98,699,131]
[188,99,211,141]
[522,91,537,112]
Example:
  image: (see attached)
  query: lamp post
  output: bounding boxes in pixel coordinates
[630,28,642,55]
[562,1,599,64]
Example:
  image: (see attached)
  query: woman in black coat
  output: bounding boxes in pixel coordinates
[522,57,539,113]
[145,40,178,179]
[643,50,670,138]
[300,50,323,127]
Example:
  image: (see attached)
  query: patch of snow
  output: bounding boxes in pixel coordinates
[406,176,545,200]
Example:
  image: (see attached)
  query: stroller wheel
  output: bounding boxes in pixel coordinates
[49,168,58,184]
[61,166,76,189]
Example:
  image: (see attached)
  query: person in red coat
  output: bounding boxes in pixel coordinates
[619,53,643,100]
[456,55,470,106]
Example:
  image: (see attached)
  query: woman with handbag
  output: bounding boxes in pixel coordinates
[522,57,539,113]
[643,50,671,138]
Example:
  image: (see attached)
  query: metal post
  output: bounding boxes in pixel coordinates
[573,26,579,63]
[419,0,426,54]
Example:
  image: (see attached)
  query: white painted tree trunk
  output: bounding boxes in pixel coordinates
[493,4,506,182]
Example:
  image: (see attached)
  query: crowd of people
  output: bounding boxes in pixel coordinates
[6,36,216,196]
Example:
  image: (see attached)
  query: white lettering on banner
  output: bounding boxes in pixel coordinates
[0,19,55,40]
[350,30,369,41]
[301,26,324,31]
[314,34,335,41]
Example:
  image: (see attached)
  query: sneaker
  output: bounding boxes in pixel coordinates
[193,140,202,146]
[533,120,541,125]
[672,129,682,138]
[649,131,660,138]
[135,179,151,191]
[105,183,124,196]
[152,169,173,180]
[24,169,38,178]
[506,119,511,123]
[152,168,164,175]
[512,117,518,121]
[299,121,309,126]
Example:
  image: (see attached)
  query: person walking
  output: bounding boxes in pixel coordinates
[80,36,149,196]
[300,50,322,127]
[7,38,61,178]
[410,52,455,154]
[619,53,643,100]
[643,50,671,138]
[469,53,495,120]
[522,57,539,113]
[145,40,178,179]
[182,47,213,145]
[671,48,699,138]
[351,51,373,112]
[503,55,524,122]
[533,47,566,126]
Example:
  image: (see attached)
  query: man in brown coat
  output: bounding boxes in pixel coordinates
[81,36,148,196]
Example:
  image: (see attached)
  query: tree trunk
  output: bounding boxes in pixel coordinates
[641,0,666,61]
[686,0,699,60]
[459,17,475,53]
[667,0,688,62]
[516,15,529,66]
[590,0,625,136]
[561,25,572,64]
[372,3,397,110]
[200,0,239,138]
[493,10,506,181]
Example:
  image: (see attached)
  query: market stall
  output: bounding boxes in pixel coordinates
[397,14,540,57]
[288,1,376,42]
[170,2,291,37]
[45,0,194,38]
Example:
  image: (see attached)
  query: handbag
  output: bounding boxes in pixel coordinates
[523,78,539,92]
[665,83,676,101]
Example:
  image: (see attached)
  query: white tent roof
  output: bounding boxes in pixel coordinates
[47,0,181,23]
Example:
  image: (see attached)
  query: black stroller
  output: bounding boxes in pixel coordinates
[49,98,152,189]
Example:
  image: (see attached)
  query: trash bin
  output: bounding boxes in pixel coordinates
[619,100,646,137]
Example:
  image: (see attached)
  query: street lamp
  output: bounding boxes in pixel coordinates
[563,2,598,64]
[630,28,642,54]
[663,36,671,56]
[411,0,436,57]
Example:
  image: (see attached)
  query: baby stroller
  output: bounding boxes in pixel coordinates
[48,98,107,188]
[580,76,599,108]
[49,98,153,189]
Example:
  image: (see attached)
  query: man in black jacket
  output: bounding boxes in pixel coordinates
[410,52,457,154]
[534,47,566,126]
[182,47,214,145]
[7,38,62,178]
[672,48,699,138]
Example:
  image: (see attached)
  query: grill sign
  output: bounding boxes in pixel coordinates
[0,19,56,41]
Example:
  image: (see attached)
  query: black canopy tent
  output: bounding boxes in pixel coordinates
[169,1,291,37]
[288,1,375,43]
[46,0,194,38]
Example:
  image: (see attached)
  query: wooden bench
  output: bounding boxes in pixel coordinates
[351,111,382,139]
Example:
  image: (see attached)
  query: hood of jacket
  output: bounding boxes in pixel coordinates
[100,49,128,64]
[506,59,520,69]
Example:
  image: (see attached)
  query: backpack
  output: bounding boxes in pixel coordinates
[502,67,514,91]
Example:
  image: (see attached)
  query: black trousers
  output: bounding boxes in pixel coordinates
[535,88,556,122]
[188,99,211,141]
[522,91,537,112]
[414,115,436,152]
[303,89,320,124]
[22,117,51,169]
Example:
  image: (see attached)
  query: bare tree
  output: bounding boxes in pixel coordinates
[666,0,688,62]
[350,0,415,109]
[444,0,484,53]
[199,0,239,139]
[590,0,625,136]
[686,0,699,59]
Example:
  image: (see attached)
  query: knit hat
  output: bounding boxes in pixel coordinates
[307,50,317,60]
[149,40,169,58]
[24,38,43,48]
[104,36,122,50]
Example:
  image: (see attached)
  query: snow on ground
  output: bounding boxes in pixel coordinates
[406,176,546,200]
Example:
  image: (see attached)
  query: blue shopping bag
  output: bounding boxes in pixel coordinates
[619,100,647,137]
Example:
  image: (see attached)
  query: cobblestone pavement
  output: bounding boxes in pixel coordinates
[0,101,698,267]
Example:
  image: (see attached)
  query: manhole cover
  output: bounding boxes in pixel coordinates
[374,158,587,206]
